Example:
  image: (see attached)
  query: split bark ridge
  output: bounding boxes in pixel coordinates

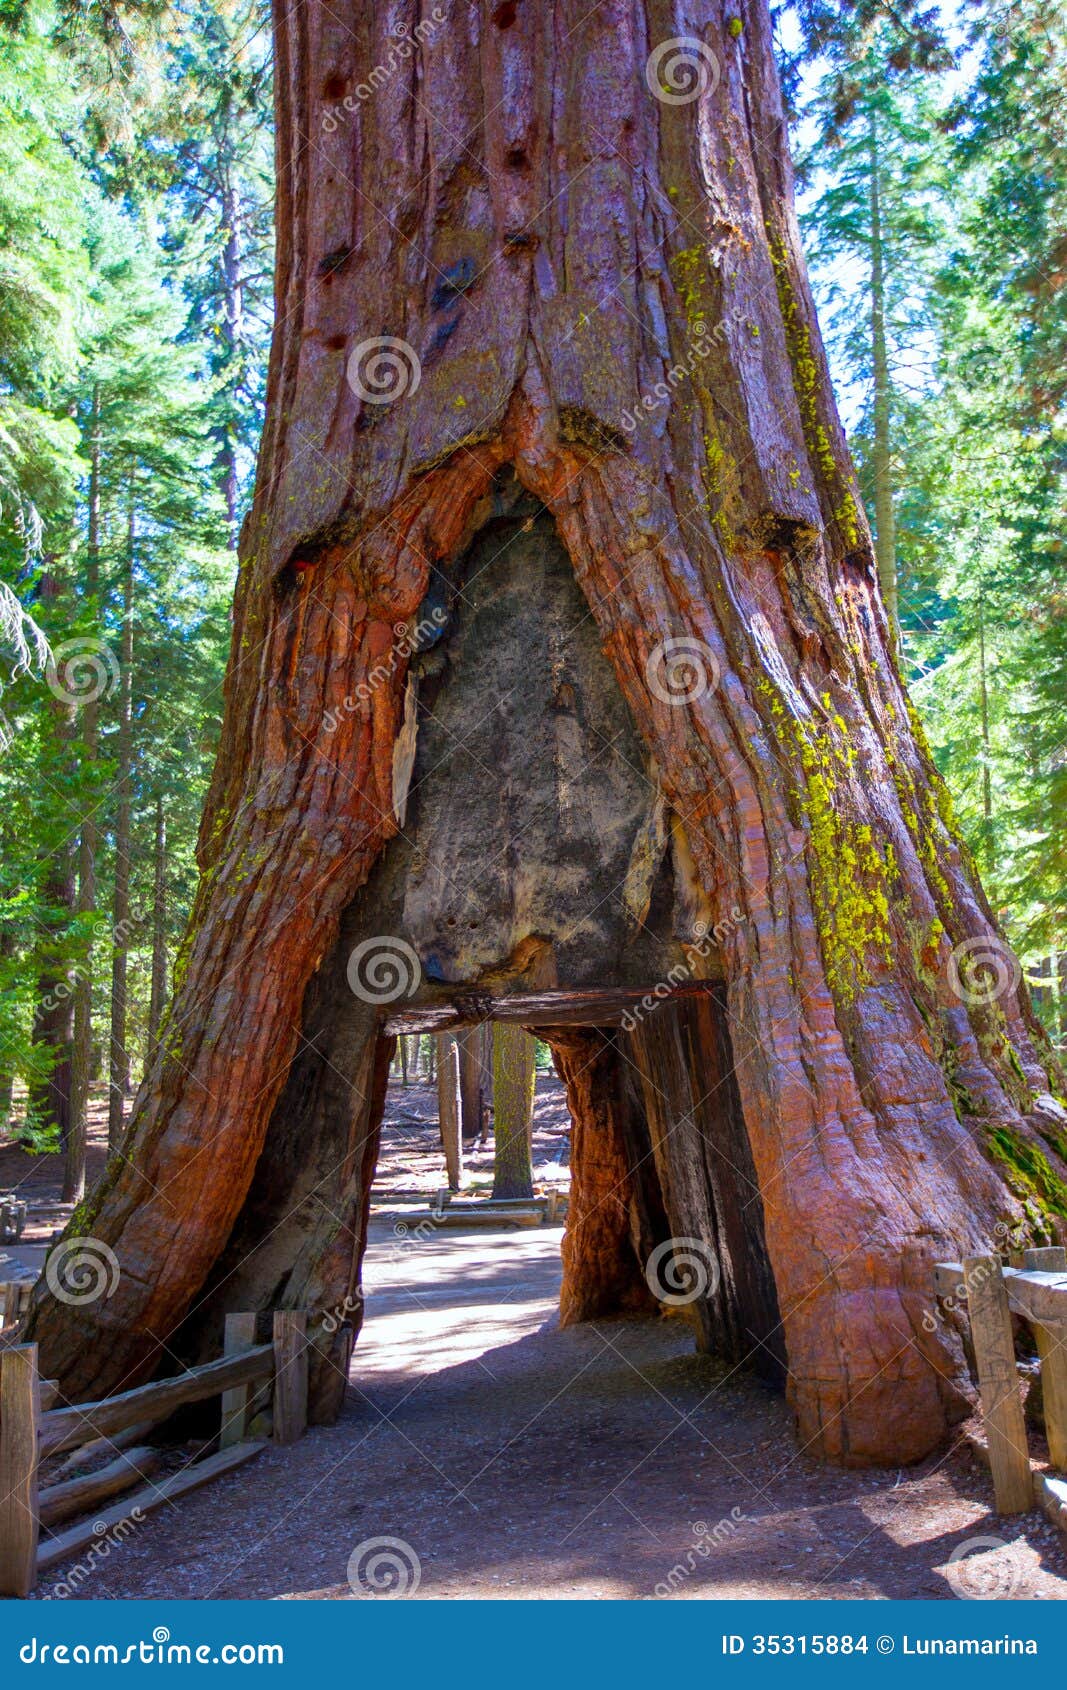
[27,0,1067,1466]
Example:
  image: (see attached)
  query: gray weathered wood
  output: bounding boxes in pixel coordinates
[53,1419,159,1477]
[220,1312,258,1449]
[384,981,719,1036]
[39,1446,162,1528]
[1023,1246,1067,1472]
[936,1260,1067,1324]
[0,1345,41,1597]
[272,1311,307,1446]
[36,1442,266,1576]
[39,1344,273,1459]
[962,1254,1033,1514]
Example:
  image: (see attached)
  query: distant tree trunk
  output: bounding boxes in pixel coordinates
[29,0,1066,1467]
[107,488,135,1150]
[0,921,13,1125]
[220,170,244,550]
[437,1034,463,1191]
[29,572,76,1149]
[28,855,75,1146]
[147,793,168,1054]
[456,1027,484,1145]
[977,593,995,874]
[869,114,898,639]
[67,386,102,1202]
[492,1025,534,1201]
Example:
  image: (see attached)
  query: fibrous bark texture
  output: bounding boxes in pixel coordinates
[29,0,1067,1465]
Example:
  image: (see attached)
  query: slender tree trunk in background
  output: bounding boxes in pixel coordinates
[869,115,898,639]
[220,170,244,551]
[29,572,76,1149]
[147,793,168,1054]
[456,1026,484,1145]
[68,390,103,1201]
[108,490,135,1151]
[437,1034,463,1191]
[28,854,75,1146]
[30,0,1066,1466]
[492,1025,534,1201]
[0,870,16,1126]
[977,593,995,875]
[427,1036,436,1085]
[398,1033,409,1085]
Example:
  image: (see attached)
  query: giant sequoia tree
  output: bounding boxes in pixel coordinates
[28,0,1067,1467]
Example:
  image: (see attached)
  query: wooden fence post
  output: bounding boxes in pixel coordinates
[1023,1245,1067,1472]
[0,1344,41,1597]
[272,1311,308,1446]
[220,1312,258,1449]
[963,1253,1033,1513]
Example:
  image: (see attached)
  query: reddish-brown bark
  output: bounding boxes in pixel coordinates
[28,0,1067,1465]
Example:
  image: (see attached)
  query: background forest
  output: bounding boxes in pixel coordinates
[0,0,1064,1198]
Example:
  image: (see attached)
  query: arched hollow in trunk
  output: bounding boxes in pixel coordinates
[26,0,1067,1467]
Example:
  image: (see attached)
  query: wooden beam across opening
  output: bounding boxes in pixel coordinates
[383,981,719,1037]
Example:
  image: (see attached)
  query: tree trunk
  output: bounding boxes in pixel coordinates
[437,1034,463,1192]
[456,1026,485,1145]
[28,0,1066,1467]
[869,113,898,639]
[28,856,75,1147]
[107,489,135,1150]
[550,1027,661,1324]
[977,593,994,874]
[29,573,76,1149]
[67,386,102,1203]
[491,1024,534,1201]
[147,792,168,1054]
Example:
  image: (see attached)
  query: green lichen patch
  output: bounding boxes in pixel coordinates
[985,1124,1067,1220]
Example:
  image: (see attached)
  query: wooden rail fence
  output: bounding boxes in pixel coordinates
[0,1309,309,1597]
[934,1249,1067,1523]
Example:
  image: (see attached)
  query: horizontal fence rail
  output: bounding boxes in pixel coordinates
[0,1309,310,1597]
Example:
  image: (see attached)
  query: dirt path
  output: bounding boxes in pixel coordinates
[34,1216,1067,1602]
